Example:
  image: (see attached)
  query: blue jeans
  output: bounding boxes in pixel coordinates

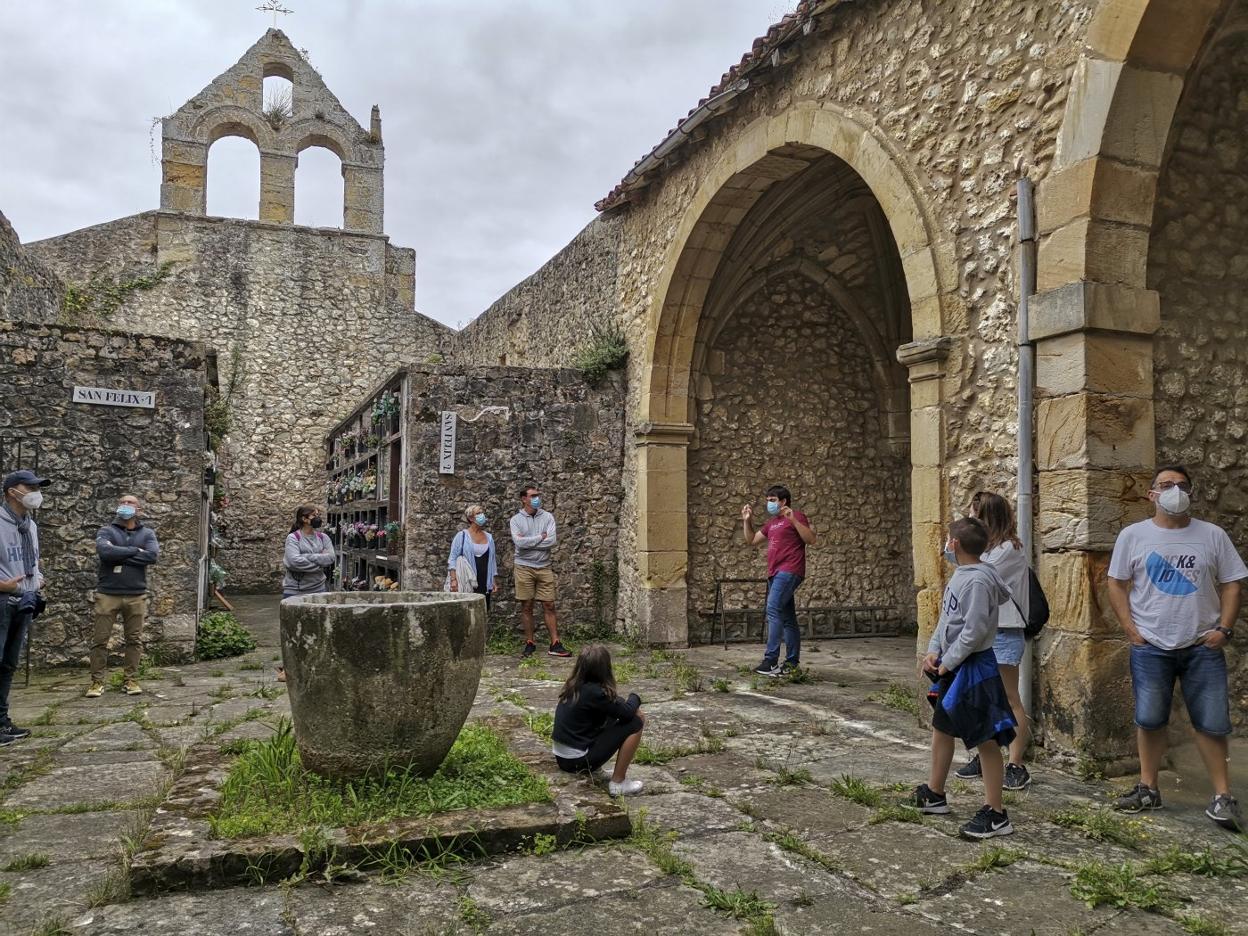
[0,600,31,723]
[1129,641,1231,736]
[763,572,803,667]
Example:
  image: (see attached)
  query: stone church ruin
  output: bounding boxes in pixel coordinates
[1,0,1246,766]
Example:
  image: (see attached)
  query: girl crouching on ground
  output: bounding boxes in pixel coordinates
[551,645,645,796]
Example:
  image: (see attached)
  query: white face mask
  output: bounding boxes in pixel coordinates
[1156,485,1190,516]
[19,490,43,510]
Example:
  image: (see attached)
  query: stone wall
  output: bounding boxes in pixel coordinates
[0,211,62,324]
[451,215,623,368]
[0,317,206,667]
[1149,29,1248,725]
[28,212,450,591]
[686,271,914,642]
[397,364,625,635]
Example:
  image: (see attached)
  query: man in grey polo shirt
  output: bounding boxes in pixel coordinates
[510,483,570,658]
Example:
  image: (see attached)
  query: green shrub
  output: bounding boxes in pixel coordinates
[574,329,628,385]
[196,612,256,661]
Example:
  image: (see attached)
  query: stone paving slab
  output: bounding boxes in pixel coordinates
[0,858,115,932]
[775,895,947,935]
[737,785,875,837]
[3,759,167,810]
[483,881,740,936]
[70,886,293,935]
[670,830,847,902]
[467,845,666,915]
[0,810,135,862]
[60,720,155,752]
[289,877,463,935]
[625,791,746,838]
[809,820,982,898]
[909,860,1113,935]
[665,751,776,795]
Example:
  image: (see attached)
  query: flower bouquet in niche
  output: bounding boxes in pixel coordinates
[384,520,401,554]
[360,469,377,499]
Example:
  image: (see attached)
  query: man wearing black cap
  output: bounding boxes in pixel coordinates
[0,469,50,746]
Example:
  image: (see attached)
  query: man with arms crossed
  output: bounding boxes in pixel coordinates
[1108,465,1245,831]
[510,483,571,659]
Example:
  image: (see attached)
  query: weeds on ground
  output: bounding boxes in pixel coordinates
[868,682,920,716]
[525,711,554,742]
[107,656,163,690]
[636,731,724,765]
[613,658,638,684]
[965,846,1023,873]
[766,830,840,872]
[518,656,553,681]
[0,882,9,905]
[701,884,776,923]
[529,832,558,856]
[210,720,550,838]
[627,810,694,878]
[249,684,283,700]
[1176,913,1231,936]
[830,774,882,808]
[1069,860,1176,911]
[1143,845,1247,878]
[770,765,813,786]
[493,690,527,707]
[678,774,724,798]
[869,804,924,825]
[29,915,70,936]
[671,661,703,693]
[238,661,264,671]
[2,852,49,871]
[30,705,57,726]
[458,895,492,933]
[710,677,731,693]
[1049,805,1148,850]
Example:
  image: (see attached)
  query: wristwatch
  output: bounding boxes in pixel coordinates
[1213,626,1234,641]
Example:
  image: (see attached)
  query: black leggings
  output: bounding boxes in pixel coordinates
[555,716,644,772]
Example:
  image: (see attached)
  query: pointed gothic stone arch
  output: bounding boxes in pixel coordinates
[634,102,957,646]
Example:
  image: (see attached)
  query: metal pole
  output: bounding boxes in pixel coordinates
[1016,178,1037,721]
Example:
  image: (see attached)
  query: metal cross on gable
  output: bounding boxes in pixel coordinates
[257,0,293,27]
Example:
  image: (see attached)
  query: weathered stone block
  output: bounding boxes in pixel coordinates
[1037,217,1150,292]
[1036,330,1153,398]
[1036,157,1159,234]
[1029,281,1160,342]
[1036,393,1154,471]
[1038,630,1136,759]
[1036,549,1120,636]
[1038,468,1152,552]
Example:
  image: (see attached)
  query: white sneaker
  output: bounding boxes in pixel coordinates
[608,778,644,797]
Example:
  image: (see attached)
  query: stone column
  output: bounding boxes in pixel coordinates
[896,336,952,650]
[633,421,694,647]
[159,136,207,216]
[1030,281,1158,761]
[259,152,296,224]
[343,164,384,235]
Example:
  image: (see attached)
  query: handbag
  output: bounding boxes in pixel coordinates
[1010,567,1050,639]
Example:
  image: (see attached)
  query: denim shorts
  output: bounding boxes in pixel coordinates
[992,628,1025,667]
[1129,641,1231,736]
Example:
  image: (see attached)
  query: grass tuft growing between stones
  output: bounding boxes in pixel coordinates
[2,852,49,871]
[1142,844,1247,878]
[830,774,882,808]
[210,719,550,839]
[1049,805,1148,850]
[766,829,840,873]
[868,682,920,716]
[1176,912,1231,936]
[869,803,924,826]
[1069,860,1177,912]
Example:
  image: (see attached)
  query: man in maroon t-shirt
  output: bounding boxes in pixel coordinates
[742,484,817,676]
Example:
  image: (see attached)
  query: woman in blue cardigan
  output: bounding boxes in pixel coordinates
[448,503,498,609]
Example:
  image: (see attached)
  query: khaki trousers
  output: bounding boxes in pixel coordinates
[92,593,146,681]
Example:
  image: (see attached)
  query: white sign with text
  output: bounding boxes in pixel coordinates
[71,386,156,409]
[439,411,457,474]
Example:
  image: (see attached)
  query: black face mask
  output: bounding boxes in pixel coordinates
[310,517,323,529]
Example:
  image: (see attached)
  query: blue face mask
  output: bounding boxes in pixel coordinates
[529,497,541,511]
[766,501,781,516]
[474,513,487,526]
[116,505,137,520]
[943,543,958,566]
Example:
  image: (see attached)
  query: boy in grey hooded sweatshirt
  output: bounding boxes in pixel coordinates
[913,517,1018,840]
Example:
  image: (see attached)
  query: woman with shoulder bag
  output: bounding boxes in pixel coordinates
[278,504,335,681]
[447,504,498,610]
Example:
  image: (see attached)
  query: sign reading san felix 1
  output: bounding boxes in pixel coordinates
[71,386,156,409]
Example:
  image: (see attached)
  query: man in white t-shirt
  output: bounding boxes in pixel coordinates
[1107,464,1245,832]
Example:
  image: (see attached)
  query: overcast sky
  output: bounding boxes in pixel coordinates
[0,1,797,328]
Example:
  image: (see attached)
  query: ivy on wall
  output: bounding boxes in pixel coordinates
[62,261,175,321]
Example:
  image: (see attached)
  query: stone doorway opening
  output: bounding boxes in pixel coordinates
[683,154,915,645]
